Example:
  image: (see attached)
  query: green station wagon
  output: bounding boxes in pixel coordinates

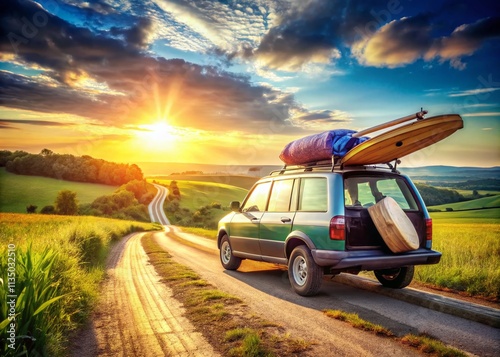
[217,164,442,296]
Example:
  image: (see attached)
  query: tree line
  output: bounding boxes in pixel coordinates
[415,183,466,206]
[0,149,143,186]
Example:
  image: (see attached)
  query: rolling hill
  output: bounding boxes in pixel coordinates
[0,168,117,213]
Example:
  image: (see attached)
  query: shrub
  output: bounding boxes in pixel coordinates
[40,205,55,214]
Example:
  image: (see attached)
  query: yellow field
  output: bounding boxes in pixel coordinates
[416,220,500,299]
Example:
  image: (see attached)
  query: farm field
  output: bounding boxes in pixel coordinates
[0,168,117,213]
[417,215,499,299]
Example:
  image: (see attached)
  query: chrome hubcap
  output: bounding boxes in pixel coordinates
[221,242,231,264]
[293,256,307,286]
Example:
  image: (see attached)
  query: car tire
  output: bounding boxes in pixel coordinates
[220,235,241,270]
[374,266,414,289]
[288,245,323,296]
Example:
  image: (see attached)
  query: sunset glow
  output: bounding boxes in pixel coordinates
[0,1,498,167]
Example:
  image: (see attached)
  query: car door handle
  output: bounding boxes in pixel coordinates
[281,217,292,223]
[251,217,259,223]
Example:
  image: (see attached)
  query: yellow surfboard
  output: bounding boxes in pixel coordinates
[340,114,463,166]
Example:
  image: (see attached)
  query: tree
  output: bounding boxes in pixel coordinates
[169,181,181,200]
[55,190,78,215]
[26,204,37,214]
[40,148,54,156]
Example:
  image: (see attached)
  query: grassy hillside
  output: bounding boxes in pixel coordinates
[0,168,117,213]
[428,195,500,211]
[150,174,258,190]
[430,208,500,223]
[150,178,248,211]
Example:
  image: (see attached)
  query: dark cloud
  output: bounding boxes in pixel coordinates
[354,15,500,69]
[229,0,389,71]
[0,118,75,127]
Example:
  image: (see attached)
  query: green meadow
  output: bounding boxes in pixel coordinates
[0,168,117,213]
[150,174,258,190]
[150,178,248,211]
[428,195,500,212]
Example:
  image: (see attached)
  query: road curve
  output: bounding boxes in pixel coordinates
[149,183,171,225]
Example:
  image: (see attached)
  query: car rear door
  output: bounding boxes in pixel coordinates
[259,178,297,261]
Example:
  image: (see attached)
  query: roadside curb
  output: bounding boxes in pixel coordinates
[333,274,500,328]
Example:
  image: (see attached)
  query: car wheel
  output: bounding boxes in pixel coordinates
[220,235,241,270]
[374,266,414,289]
[288,245,323,296]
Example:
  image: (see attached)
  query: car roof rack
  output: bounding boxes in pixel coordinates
[269,157,401,176]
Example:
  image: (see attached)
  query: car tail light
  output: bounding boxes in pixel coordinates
[425,218,432,242]
[330,215,345,240]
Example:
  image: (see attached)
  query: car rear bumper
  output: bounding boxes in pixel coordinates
[312,248,441,270]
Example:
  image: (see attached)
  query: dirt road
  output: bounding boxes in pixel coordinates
[71,232,218,357]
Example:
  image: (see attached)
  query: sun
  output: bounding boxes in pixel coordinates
[139,121,176,142]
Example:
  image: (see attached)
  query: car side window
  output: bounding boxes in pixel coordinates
[298,178,327,212]
[241,182,271,212]
[268,179,294,212]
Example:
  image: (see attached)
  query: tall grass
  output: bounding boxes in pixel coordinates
[0,213,158,356]
[415,221,500,299]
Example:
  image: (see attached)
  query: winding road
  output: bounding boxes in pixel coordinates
[149,183,171,225]
[72,184,499,356]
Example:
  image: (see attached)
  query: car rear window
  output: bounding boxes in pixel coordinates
[268,179,295,212]
[344,175,418,210]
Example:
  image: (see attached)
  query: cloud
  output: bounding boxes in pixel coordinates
[353,15,500,69]
[0,0,347,135]
[0,118,75,127]
[223,0,390,71]
[449,87,500,97]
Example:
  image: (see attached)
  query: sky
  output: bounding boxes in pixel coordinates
[0,0,499,168]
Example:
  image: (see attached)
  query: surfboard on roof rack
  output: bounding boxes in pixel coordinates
[340,113,463,167]
[278,110,463,169]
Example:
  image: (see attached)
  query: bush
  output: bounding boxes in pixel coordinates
[40,205,56,214]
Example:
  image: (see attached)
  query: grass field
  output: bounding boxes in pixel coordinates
[416,217,499,299]
[150,178,248,211]
[428,195,500,212]
[149,174,258,190]
[0,213,158,355]
[0,168,117,213]
[430,208,500,223]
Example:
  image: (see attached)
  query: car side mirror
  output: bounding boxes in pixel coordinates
[230,201,241,212]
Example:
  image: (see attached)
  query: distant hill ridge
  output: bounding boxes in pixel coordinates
[138,161,499,180]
